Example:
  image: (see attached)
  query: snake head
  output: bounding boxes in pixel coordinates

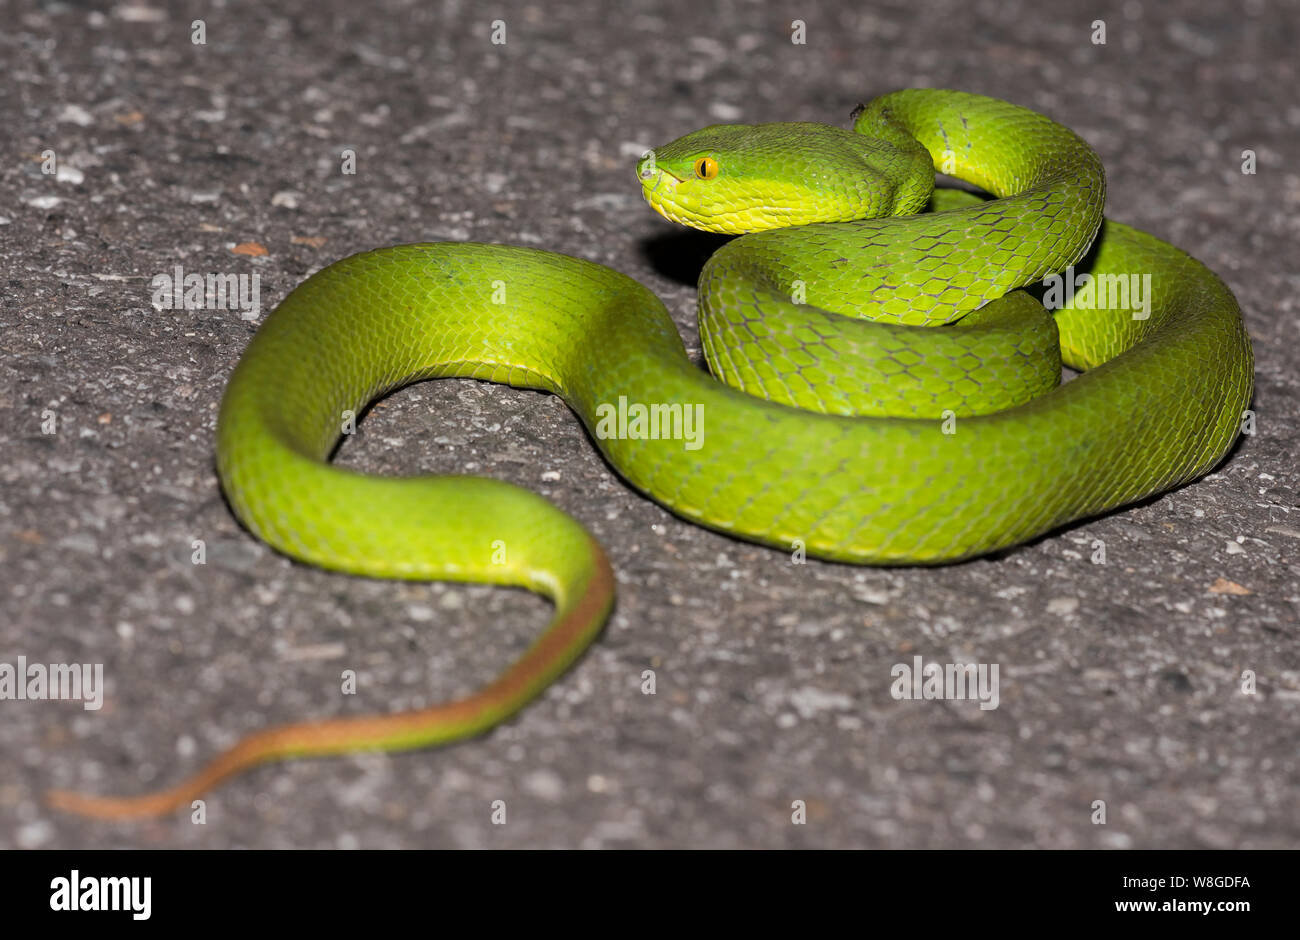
[637,122,933,235]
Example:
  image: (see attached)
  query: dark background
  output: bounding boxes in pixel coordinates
[2,0,1296,848]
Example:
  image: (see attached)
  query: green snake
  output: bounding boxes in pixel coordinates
[49,90,1253,818]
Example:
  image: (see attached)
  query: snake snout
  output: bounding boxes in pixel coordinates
[636,158,681,194]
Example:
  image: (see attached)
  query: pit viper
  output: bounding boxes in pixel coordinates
[49,90,1253,818]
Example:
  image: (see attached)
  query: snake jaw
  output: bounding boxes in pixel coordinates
[638,167,694,227]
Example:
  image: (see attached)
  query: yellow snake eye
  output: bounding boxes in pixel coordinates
[694,156,719,180]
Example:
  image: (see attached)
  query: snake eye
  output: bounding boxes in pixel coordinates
[694,157,719,180]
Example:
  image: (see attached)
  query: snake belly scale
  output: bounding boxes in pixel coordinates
[48,90,1253,818]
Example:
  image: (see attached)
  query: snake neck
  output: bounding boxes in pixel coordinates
[849,100,936,209]
[855,88,1107,224]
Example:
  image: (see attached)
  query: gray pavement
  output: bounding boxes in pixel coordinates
[1,0,1297,848]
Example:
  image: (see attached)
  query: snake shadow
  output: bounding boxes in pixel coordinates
[638,228,736,288]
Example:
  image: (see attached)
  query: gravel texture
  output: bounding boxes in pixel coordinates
[1,0,1297,849]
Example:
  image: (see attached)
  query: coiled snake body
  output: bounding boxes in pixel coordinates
[50,90,1253,818]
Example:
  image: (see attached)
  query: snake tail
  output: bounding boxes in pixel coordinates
[47,530,613,818]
